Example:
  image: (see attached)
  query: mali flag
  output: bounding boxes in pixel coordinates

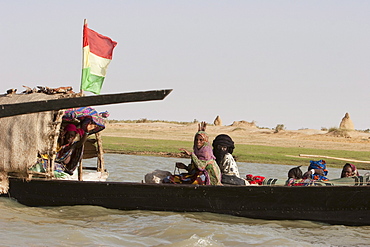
[81,21,117,94]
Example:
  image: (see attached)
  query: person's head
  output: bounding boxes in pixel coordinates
[212,134,235,164]
[62,124,85,145]
[64,130,77,145]
[341,163,358,178]
[212,134,235,154]
[62,124,78,145]
[194,131,208,149]
[81,118,98,133]
[288,166,303,179]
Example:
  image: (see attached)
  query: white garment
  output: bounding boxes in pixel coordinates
[219,153,240,178]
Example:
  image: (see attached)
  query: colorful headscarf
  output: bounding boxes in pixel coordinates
[349,163,360,176]
[193,131,215,161]
[341,163,360,177]
[63,124,85,137]
[63,107,107,134]
[64,124,77,132]
[308,160,328,181]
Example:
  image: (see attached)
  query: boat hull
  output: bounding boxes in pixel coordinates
[4,178,370,226]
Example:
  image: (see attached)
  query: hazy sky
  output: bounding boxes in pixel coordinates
[1,1,370,130]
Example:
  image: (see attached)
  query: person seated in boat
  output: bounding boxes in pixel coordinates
[286,166,310,186]
[288,166,303,180]
[30,124,87,177]
[56,123,88,174]
[341,163,360,178]
[212,134,248,185]
[302,160,329,181]
[163,122,222,185]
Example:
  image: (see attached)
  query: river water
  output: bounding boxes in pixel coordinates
[1,154,370,246]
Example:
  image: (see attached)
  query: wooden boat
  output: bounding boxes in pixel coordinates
[5,177,370,226]
[1,88,370,226]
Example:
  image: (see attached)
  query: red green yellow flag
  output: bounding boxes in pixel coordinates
[81,22,117,94]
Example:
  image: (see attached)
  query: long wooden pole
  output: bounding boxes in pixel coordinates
[95,132,105,173]
[0,89,172,118]
[80,19,87,95]
[299,154,370,164]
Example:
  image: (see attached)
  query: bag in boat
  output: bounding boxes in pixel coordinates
[145,169,172,184]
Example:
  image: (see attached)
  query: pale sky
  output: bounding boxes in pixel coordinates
[1,1,370,130]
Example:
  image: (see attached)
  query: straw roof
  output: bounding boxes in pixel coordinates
[0,93,62,173]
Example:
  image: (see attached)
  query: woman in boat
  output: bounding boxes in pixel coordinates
[56,124,88,174]
[164,122,222,185]
[212,134,248,185]
[31,124,87,176]
[341,163,360,178]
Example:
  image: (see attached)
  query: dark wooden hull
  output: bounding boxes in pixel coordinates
[4,177,370,226]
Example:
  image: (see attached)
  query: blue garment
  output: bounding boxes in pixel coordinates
[308,160,329,181]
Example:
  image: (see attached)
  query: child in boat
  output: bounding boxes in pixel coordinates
[286,166,305,186]
[341,163,360,178]
[164,122,222,185]
[212,134,248,185]
[286,166,320,186]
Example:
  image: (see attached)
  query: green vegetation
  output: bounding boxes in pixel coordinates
[102,136,370,169]
[274,124,285,133]
[327,127,350,137]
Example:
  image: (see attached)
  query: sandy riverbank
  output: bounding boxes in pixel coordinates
[102,122,370,152]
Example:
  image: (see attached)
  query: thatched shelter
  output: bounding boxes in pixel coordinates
[0,92,104,193]
[0,93,61,174]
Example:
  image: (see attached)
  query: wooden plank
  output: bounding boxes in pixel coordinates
[0,89,172,118]
[299,154,370,164]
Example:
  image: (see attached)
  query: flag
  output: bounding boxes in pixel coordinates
[81,21,117,94]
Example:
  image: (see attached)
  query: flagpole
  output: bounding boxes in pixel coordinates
[80,19,87,95]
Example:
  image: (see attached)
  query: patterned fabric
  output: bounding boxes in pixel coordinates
[165,163,207,185]
[191,153,222,185]
[349,164,360,176]
[63,107,106,134]
[193,131,215,161]
[286,178,316,186]
[165,130,222,185]
[194,130,209,142]
[308,160,329,181]
[218,153,240,177]
[56,142,84,172]
[63,124,85,137]
[266,175,370,186]
[30,158,70,178]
